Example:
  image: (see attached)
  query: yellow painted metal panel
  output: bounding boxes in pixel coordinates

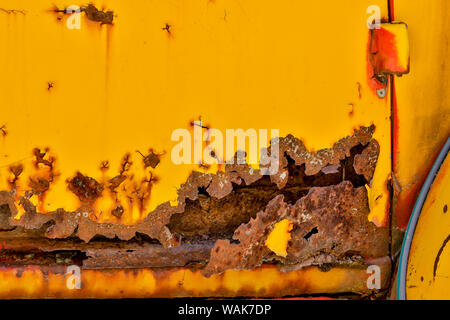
[0,0,391,226]
[393,0,450,230]
[406,150,450,299]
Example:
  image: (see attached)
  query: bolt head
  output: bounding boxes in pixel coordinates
[376,88,386,98]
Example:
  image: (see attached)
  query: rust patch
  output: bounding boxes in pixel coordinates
[119,153,132,175]
[353,139,380,182]
[0,124,7,137]
[81,4,114,25]
[347,103,355,117]
[391,172,402,195]
[198,162,211,170]
[82,241,212,269]
[136,149,163,169]
[111,204,124,219]
[0,8,25,15]
[108,174,126,192]
[321,164,340,175]
[100,160,110,171]
[0,250,84,266]
[0,204,15,231]
[4,195,180,247]
[433,234,450,280]
[265,125,376,189]
[28,177,50,195]
[202,182,388,277]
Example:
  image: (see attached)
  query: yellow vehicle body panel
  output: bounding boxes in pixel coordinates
[0,0,391,226]
[0,259,392,298]
[406,149,450,299]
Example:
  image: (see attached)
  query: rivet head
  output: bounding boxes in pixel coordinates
[376,88,386,98]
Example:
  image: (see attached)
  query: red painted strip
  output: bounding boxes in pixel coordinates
[389,0,395,21]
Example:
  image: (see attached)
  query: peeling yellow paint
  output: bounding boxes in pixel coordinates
[0,263,387,298]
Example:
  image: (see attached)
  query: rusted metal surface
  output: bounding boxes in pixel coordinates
[0,126,388,284]
[53,4,114,25]
[268,125,376,188]
[354,139,380,182]
[0,0,396,297]
[8,197,180,247]
[136,149,163,169]
[391,0,450,236]
[0,205,14,231]
[367,22,410,97]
